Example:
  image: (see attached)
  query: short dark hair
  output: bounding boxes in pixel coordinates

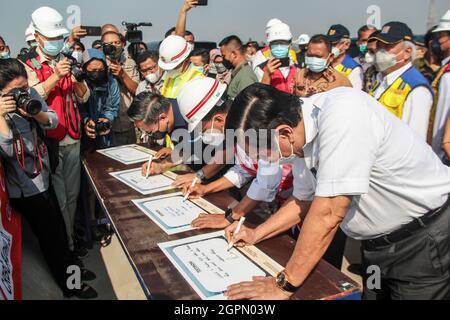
[136,50,159,68]
[185,30,194,37]
[357,25,377,39]
[0,59,28,91]
[92,40,102,48]
[219,35,245,55]
[308,34,332,53]
[190,48,210,65]
[203,98,232,122]
[101,31,122,43]
[246,41,259,50]
[226,83,302,145]
[73,41,85,52]
[165,27,176,38]
[128,92,172,124]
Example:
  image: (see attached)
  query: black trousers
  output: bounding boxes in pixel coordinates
[10,187,75,295]
[361,205,450,300]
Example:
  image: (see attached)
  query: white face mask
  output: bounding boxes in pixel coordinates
[202,118,224,146]
[331,46,341,58]
[374,49,403,72]
[257,158,280,177]
[145,69,162,84]
[364,52,375,65]
[71,51,83,64]
[277,137,296,164]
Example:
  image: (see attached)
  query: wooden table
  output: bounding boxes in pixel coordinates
[82,149,361,300]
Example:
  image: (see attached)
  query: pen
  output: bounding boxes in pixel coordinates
[183,177,198,202]
[228,217,246,251]
[145,154,153,179]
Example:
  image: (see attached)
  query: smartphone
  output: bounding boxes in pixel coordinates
[197,0,208,6]
[278,57,290,68]
[81,26,102,37]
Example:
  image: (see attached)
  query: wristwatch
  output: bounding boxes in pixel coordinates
[196,169,206,182]
[276,270,300,294]
[225,208,236,224]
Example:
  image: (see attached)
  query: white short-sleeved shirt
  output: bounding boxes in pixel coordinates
[373,63,433,141]
[295,87,450,240]
[432,56,450,160]
[347,67,364,91]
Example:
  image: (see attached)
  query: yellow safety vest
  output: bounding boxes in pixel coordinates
[160,64,205,99]
[427,62,450,144]
[369,78,413,119]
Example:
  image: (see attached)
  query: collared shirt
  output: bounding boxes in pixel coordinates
[432,56,450,160]
[373,62,433,141]
[227,62,258,100]
[342,65,363,91]
[0,88,59,198]
[295,87,450,240]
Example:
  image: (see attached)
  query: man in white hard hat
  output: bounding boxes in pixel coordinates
[295,34,310,69]
[430,10,450,161]
[159,35,204,100]
[20,6,90,254]
[255,23,298,94]
[25,22,37,49]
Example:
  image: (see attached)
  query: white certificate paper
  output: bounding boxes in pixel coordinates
[97,144,156,165]
[110,168,177,195]
[158,231,283,300]
[132,193,224,235]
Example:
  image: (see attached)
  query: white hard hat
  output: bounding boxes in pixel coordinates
[296,34,310,45]
[25,22,35,42]
[266,18,283,32]
[267,23,293,43]
[31,7,69,38]
[158,35,193,71]
[434,10,450,33]
[177,77,228,133]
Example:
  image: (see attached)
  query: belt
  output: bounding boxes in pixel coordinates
[363,195,450,249]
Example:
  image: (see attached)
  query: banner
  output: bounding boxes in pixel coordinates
[0,160,22,300]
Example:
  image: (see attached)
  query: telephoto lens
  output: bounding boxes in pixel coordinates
[9,88,42,116]
[102,44,117,59]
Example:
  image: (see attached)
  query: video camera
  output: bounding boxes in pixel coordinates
[122,21,153,43]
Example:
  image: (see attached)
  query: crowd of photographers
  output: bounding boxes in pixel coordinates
[1,0,450,300]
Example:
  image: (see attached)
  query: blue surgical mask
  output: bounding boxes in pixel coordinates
[359,44,368,54]
[194,65,206,75]
[0,51,11,60]
[331,46,341,58]
[41,39,65,56]
[305,55,329,73]
[270,44,290,59]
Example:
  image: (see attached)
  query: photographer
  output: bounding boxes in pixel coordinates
[0,58,97,299]
[80,49,120,150]
[136,50,165,95]
[101,31,140,146]
[20,7,90,252]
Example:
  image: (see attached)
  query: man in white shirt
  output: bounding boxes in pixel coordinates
[369,22,433,141]
[224,83,450,300]
[431,10,450,160]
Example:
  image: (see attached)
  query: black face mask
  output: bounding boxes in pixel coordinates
[222,57,234,70]
[86,70,108,85]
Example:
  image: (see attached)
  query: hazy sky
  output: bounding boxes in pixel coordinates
[1,0,449,55]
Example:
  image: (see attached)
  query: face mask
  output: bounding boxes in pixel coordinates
[305,55,329,73]
[41,39,65,57]
[86,70,107,84]
[374,49,403,72]
[145,69,162,84]
[222,58,234,70]
[30,42,38,48]
[72,51,83,64]
[277,138,296,164]
[166,64,184,78]
[359,44,368,54]
[365,52,375,65]
[331,46,341,58]
[215,63,228,74]
[271,44,290,59]
[194,65,206,74]
[202,118,225,146]
[257,158,280,177]
[0,51,10,60]
[431,39,444,58]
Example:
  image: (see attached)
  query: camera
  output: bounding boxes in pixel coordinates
[9,88,42,116]
[89,120,111,134]
[102,43,118,60]
[56,53,86,82]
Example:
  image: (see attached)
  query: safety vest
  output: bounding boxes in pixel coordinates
[335,54,361,78]
[24,53,81,141]
[427,61,450,144]
[261,46,298,64]
[160,64,205,99]
[368,66,432,120]
[263,65,297,94]
[234,147,294,201]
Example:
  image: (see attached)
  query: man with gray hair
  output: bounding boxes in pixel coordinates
[368,22,433,140]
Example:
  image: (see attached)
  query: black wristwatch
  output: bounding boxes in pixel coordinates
[225,208,236,224]
[276,270,299,294]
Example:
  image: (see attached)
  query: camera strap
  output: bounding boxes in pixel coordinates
[7,116,44,179]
